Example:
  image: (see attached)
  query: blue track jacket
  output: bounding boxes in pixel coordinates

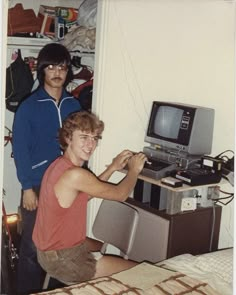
[12,86,82,190]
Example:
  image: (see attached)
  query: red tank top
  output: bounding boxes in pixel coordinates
[33,156,88,251]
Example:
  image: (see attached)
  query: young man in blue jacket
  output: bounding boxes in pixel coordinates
[12,43,82,295]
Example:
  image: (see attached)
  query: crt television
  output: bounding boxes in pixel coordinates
[145,101,215,156]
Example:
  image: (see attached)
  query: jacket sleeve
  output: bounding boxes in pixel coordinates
[12,105,34,190]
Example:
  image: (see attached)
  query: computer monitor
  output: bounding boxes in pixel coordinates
[145,101,215,156]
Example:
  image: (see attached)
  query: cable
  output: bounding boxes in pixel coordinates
[219,189,234,195]
[215,149,234,158]
[213,195,234,200]
[214,195,234,206]
[209,204,216,252]
[215,150,234,172]
[212,188,234,205]
[210,185,234,205]
[220,155,230,162]
[222,175,234,186]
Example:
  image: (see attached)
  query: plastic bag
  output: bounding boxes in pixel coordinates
[77,0,97,28]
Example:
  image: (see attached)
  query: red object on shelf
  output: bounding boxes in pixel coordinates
[8,4,41,36]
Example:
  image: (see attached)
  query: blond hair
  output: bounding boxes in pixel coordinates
[59,111,104,150]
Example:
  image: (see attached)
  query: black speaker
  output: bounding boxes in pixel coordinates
[133,179,167,210]
[133,179,151,203]
[150,184,161,208]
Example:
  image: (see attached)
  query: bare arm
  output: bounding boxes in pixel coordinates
[55,153,147,208]
[98,150,133,181]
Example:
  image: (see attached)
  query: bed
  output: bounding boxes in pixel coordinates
[31,248,233,295]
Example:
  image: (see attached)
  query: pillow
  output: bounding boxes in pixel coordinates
[194,248,233,284]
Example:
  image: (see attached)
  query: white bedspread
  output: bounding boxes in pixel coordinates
[32,260,227,294]
[156,249,233,295]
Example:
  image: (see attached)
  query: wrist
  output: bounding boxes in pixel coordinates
[106,163,116,174]
[127,168,139,177]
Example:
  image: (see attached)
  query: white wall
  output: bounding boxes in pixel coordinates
[91,0,235,248]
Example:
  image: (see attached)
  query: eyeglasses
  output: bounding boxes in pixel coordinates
[46,64,68,72]
[79,134,102,144]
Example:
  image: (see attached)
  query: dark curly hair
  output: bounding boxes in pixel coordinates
[37,43,73,87]
[59,111,104,150]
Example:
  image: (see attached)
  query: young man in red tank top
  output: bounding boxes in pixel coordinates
[33,111,147,284]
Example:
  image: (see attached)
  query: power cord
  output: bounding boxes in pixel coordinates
[208,190,233,252]
[215,149,234,173]
[215,149,234,158]
[211,188,234,206]
[209,203,216,252]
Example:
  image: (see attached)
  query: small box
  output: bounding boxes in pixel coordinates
[161,176,183,188]
[166,189,198,215]
[181,197,197,211]
[54,7,78,40]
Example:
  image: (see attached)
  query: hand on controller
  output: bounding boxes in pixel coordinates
[127,152,147,174]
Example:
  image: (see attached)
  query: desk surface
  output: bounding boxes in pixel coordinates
[120,170,222,192]
[137,174,222,191]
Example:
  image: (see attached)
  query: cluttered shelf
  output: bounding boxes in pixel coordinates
[7,2,97,51]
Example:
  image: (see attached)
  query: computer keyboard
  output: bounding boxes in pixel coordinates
[141,157,176,180]
[123,154,176,180]
[144,158,170,171]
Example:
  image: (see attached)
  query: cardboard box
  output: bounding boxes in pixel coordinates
[55,7,78,40]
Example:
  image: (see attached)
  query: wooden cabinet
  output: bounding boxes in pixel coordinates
[125,178,222,263]
[164,206,221,257]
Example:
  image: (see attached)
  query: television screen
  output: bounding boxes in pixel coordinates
[154,106,184,139]
[145,101,214,156]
